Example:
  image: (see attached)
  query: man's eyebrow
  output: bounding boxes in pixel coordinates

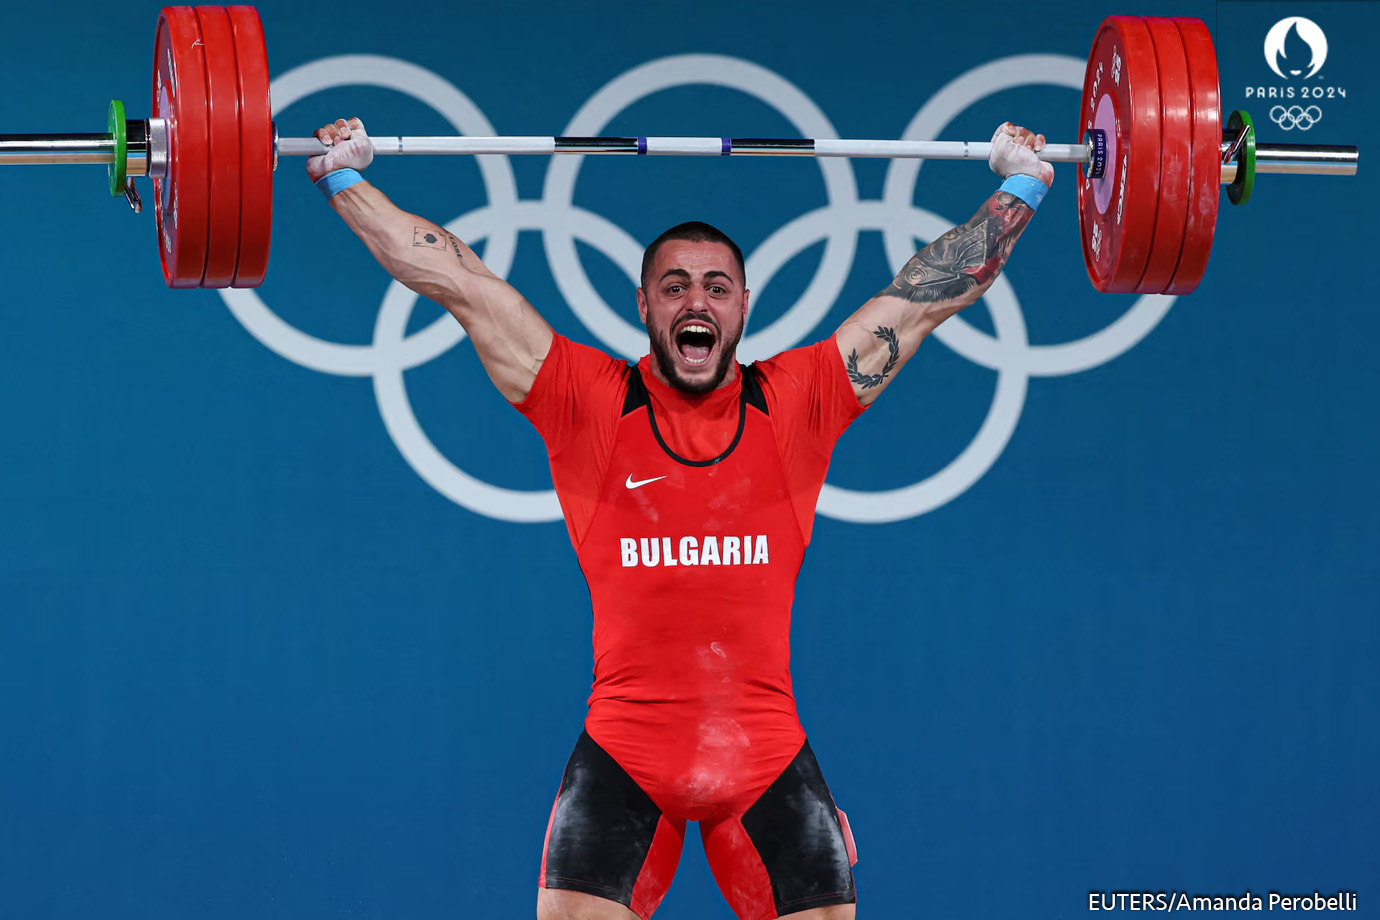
[658,269,736,284]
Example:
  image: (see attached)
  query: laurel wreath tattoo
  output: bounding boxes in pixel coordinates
[845,326,901,389]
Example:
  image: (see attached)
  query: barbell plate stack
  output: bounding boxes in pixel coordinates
[152,7,211,288]
[1078,16,1162,294]
[1166,17,1221,295]
[1136,17,1192,294]
[196,6,243,288]
[227,5,272,288]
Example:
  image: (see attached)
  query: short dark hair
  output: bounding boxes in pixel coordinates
[640,221,746,290]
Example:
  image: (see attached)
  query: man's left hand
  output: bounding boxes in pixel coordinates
[307,117,375,183]
[989,122,1054,187]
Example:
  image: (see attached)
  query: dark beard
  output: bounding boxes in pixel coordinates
[650,321,742,395]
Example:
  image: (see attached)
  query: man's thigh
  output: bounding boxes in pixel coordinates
[540,731,686,920]
[700,740,858,920]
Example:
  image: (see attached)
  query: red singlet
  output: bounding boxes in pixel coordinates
[517,333,864,818]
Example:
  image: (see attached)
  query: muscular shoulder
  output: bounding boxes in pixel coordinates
[530,334,629,400]
[559,334,629,380]
[751,337,865,445]
[515,333,632,452]
[752,339,842,410]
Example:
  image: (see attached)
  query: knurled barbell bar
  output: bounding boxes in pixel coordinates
[0,7,1360,292]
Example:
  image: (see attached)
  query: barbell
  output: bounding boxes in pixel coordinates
[0,7,1361,293]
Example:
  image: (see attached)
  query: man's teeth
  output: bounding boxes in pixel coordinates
[677,322,714,366]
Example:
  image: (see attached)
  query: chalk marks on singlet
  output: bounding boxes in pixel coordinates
[218,54,1175,525]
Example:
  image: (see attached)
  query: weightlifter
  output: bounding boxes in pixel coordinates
[308,115,1052,920]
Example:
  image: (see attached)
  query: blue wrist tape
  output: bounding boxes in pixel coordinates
[999,174,1049,211]
[315,168,364,200]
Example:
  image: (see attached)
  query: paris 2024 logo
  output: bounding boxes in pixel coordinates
[1265,17,1327,79]
[1245,16,1347,132]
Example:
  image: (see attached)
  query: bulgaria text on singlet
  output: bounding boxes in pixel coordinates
[516,334,864,817]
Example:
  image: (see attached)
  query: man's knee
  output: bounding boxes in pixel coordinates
[536,887,641,920]
[783,906,856,919]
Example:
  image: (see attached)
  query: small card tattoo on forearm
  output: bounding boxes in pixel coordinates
[413,227,447,249]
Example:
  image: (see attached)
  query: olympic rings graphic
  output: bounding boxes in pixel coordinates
[218,53,1176,525]
[1270,104,1323,131]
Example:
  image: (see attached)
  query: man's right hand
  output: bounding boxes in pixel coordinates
[307,117,375,182]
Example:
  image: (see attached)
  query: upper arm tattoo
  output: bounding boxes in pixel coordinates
[846,326,900,389]
[880,191,1034,304]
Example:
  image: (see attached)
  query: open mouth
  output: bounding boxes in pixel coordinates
[675,321,718,367]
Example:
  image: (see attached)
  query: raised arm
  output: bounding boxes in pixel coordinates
[834,123,1053,406]
[309,118,551,403]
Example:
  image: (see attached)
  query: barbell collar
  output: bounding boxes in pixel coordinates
[147,117,169,180]
[124,119,148,181]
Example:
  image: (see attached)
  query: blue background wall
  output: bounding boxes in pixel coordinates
[2,1,1376,917]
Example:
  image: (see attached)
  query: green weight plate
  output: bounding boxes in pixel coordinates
[108,99,127,198]
[1228,109,1256,206]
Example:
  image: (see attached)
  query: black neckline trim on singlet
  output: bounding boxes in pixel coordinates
[621,364,768,468]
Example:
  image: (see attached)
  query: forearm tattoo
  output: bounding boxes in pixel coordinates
[412,226,466,265]
[880,191,1033,303]
[413,226,446,250]
[846,326,900,389]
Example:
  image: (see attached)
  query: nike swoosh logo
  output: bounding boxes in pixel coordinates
[625,475,668,490]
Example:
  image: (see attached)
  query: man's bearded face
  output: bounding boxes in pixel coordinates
[638,241,749,395]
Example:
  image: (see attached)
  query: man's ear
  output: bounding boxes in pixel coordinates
[741,289,751,325]
[636,288,649,325]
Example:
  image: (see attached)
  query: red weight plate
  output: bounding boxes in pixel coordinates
[1136,18,1193,294]
[227,5,273,288]
[1078,16,1162,293]
[1166,18,1221,295]
[152,7,211,288]
[195,6,242,288]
